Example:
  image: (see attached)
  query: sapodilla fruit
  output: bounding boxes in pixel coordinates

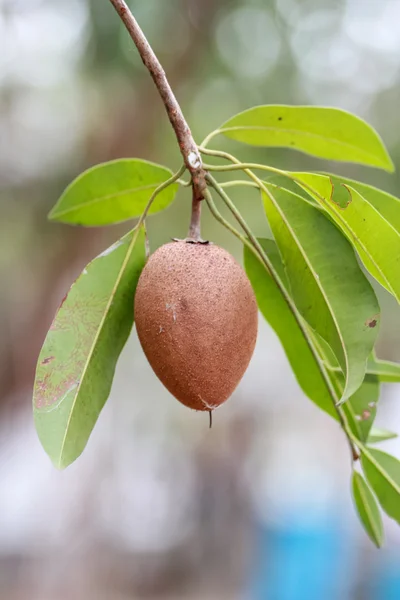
[134,240,258,411]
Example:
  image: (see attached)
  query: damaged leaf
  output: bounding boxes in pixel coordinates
[293,172,400,301]
[33,226,146,468]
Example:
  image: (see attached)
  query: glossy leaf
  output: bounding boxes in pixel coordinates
[262,185,380,400]
[218,105,393,171]
[361,447,400,523]
[49,159,179,226]
[293,173,400,300]
[33,226,146,468]
[369,428,398,444]
[244,239,338,419]
[352,471,384,547]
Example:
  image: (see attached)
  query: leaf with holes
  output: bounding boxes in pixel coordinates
[326,175,400,233]
[33,226,146,468]
[217,105,393,171]
[49,159,179,226]
[261,184,380,400]
[369,429,398,444]
[352,471,384,547]
[244,239,338,419]
[293,173,400,300]
[361,447,400,524]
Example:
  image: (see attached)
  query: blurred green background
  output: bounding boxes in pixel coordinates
[2,0,400,598]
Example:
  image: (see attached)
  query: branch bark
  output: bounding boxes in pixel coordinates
[108,0,207,201]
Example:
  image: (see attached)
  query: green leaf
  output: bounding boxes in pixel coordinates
[323,349,400,384]
[49,159,179,226]
[218,105,393,171]
[262,184,380,400]
[318,354,379,443]
[351,471,384,548]
[367,355,400,383]
[369,428,398,444]
[326,175,400,234]
[33,226,146,468]
[310,330,340,369]
[361,447,400,523]
[244,239,338,419]
[343,375,379,443]
[302,336,383,445]
[293,173,400,300]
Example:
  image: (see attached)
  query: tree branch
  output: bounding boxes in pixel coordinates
[108,0,206,200]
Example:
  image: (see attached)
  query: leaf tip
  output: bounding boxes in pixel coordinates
[385,158,395,174]
[53,455,72,470]
[376,141,395,173]
[47,207,57,221]
[376,149,395,173]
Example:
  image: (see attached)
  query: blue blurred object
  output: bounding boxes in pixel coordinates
[247,513,356,600]
[371,552,400,600]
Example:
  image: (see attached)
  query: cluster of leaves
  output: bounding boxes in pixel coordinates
[34,105,400,547]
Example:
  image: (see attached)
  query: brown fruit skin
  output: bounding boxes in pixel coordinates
[134,241,258,411]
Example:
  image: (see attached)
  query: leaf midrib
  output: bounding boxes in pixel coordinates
[328,362,400,380]
[370,359,400,379]
[355,473,381,544]
[362,447,400,497]
[345,403,363,441]
[301,180,398,299]
[221,125,384,164]
[52,183,161,218]
[57,226,142,467]
[348,186,400,292]
[264,187,350,398]
[322,358,364,441]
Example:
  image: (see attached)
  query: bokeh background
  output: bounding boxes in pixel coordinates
[2,0,400,598]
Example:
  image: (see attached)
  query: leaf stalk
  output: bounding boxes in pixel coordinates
[206,172,357,463]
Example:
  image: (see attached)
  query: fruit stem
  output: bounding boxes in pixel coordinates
[108,0,206,200]
[187,187,203,242]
